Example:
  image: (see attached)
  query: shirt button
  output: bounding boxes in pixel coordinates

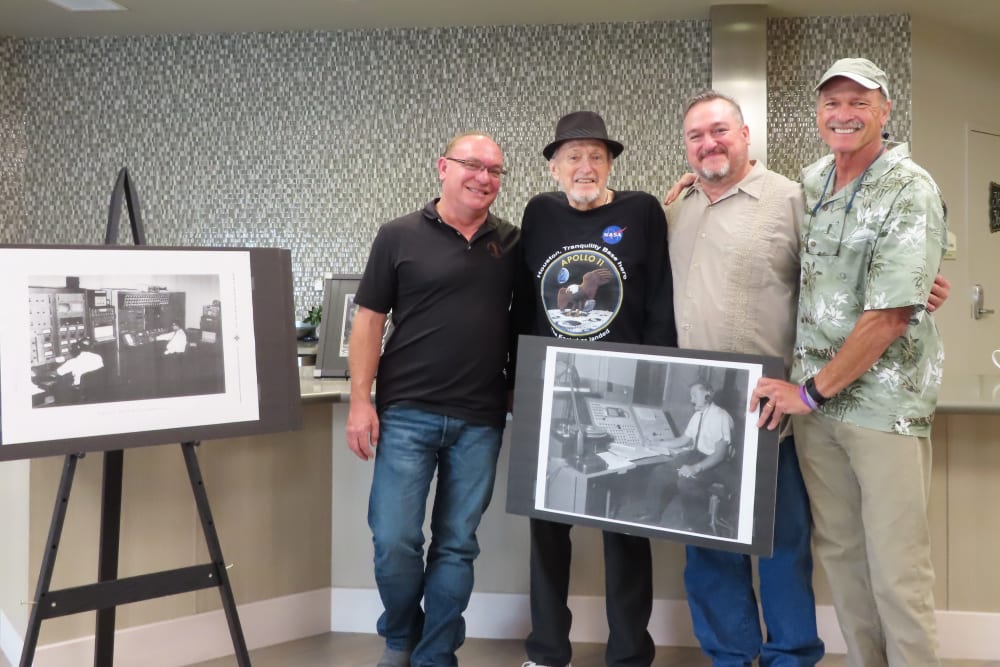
[839,272,847,280]
[700,232,706,238]
[682,323,692,330]
[808,239,817,248]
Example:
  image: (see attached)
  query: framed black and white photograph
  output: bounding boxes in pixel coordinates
[314,274,360,378]
[0,247,260,448]
[314,274,393,378]
[339,291,360,358]
[507,335,784,556]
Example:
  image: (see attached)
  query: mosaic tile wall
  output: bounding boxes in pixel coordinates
[0,23,708,317]
[0,37,27,248]
[767,14,911,179]
[0,16,910,317]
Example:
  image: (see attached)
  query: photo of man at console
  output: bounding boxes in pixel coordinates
[27,276,225,408]
[538,350,748,539]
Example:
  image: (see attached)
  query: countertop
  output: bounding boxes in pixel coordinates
[296,366,1000,414]
[936,373,1000,414]
[298,365,351,404]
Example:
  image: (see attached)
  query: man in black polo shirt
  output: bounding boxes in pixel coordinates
[346,132,519,667]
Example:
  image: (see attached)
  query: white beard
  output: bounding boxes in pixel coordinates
[566,188,602,207]
[698,160,731,182]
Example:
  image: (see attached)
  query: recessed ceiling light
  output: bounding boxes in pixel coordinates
[46,0,126,11]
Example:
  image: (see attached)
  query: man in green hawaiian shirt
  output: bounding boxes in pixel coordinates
[752,58,947,667]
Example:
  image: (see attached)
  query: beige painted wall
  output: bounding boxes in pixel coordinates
[911,17,1000,376]
[6,402,995,652]
[0,459,30,633]
[330,407,948,609]
[16,402,332,645]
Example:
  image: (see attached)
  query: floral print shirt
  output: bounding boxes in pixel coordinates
[791,142,947,436]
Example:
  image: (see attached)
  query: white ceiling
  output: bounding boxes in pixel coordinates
[1,0,998,41]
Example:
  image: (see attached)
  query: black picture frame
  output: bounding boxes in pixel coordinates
[313,274,361,378]
[506,335,784,556]
[0,244,301,461]
[313,274,393,378]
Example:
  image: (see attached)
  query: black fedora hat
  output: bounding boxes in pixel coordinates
[543,111,625,160]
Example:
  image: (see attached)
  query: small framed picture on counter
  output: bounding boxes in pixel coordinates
[314,274,394,378]
[314,274,360,378]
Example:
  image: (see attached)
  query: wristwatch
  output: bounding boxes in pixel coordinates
[804,376,829,407]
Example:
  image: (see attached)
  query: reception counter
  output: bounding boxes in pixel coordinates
[2,368,998,666]
[318,368,1000,660]
[937,373,1000,413]
[301,368,1000,412]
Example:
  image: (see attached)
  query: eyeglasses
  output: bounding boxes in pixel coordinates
[444,157,508,178]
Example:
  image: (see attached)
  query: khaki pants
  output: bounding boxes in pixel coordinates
[791,412,939,667]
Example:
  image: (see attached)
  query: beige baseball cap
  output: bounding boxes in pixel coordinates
[815,58,890,100]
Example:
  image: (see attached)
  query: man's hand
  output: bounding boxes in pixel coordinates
[346,305,387,461]
[662,172,698,206]
[678,464,699,478]
[749,377,811,430]
[927,273,951,313]
[346,400,380,461]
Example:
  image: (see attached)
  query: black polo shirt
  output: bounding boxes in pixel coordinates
[354,199,520,427]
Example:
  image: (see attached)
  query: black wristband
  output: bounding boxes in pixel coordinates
[804,376,829,406]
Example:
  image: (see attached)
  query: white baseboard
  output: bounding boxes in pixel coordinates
[331,587,1000,661]
[937,610,1000,661]
[331,588,702,648]
[1,610,24,666]
[4,588,330,667]
[5,589,996,666]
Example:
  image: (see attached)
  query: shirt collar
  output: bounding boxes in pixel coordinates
[422,198,498,237]
[864,141,909,182]
[683,160,767,204]
[809,141,910,196]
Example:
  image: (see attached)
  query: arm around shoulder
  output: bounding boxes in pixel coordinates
[643,197,677,347]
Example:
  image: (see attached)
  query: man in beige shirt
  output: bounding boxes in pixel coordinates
[665,89,824,667]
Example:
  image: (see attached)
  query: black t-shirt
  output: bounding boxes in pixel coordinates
[355,200,520,427]
[512,190,676,347]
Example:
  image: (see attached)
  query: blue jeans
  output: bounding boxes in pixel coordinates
[684,437,824,667]
[368,405,503,667]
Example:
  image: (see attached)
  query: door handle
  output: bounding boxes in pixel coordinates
[973,283,995,320]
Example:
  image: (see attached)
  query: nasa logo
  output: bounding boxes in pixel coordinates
[602,226,627,245]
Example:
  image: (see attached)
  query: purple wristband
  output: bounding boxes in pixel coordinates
[799,384,817,411]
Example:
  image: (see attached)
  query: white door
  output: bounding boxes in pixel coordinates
[967,128,1000,374]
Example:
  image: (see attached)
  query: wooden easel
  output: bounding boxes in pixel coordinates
[20,169,251,667]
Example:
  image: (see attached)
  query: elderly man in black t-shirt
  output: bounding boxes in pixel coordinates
[346,132,520,667]
[513,111,676,667]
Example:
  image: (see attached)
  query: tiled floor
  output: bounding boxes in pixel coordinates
[5,633,998,666]
[184,632,998,667]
